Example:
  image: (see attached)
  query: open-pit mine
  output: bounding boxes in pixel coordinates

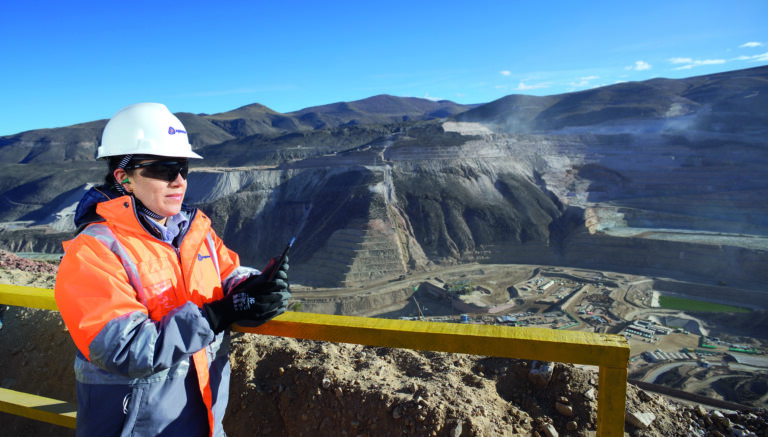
[1,66,767,430]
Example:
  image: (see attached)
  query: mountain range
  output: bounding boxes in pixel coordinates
[0,95,476,164]
[1,65,766,292]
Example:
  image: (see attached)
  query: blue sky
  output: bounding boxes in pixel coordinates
[1,0,766,136]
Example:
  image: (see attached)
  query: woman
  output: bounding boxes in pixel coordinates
[55,102,289,436]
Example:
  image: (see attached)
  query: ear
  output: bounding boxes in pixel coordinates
[113,169,131,191]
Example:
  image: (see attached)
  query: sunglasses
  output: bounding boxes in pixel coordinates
[125,160,189,182]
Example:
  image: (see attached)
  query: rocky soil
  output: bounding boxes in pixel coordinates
[2,250,768,436]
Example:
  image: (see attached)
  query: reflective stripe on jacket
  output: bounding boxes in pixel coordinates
[55,194,252,436]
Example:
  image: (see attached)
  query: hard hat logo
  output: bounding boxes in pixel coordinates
[168,127,187,135]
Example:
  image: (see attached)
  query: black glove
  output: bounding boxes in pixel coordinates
[203,278,290,333]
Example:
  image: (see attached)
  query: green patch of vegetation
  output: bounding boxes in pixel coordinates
[659,295,750,313]
[730,347,759,354]
[445,280,474,295]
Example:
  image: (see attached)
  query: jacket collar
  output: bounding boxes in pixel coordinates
[73,184,196,238]
[73,185,122,233]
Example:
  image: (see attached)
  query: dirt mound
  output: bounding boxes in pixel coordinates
[0,250,58,276]
[2,250,768,436]
[224,335,698,436]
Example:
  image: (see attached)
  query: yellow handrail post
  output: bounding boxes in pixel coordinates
[598,366,628,437]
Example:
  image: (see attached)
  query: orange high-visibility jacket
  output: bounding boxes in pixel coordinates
[56,189,252,436]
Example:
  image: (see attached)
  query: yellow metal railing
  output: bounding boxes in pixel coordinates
[0,283,630,436]
[0,387,77,428]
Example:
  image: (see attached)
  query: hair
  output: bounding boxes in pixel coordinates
[104,156,134,185]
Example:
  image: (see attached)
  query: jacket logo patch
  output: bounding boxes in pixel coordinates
[198,254,211,261]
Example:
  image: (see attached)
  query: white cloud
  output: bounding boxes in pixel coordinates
[695,59,725,66]
[516,82,549,91]
[669,57,726,70]
[740,42,763,48]
[569,76,600,88]
[626,60,652,71]
[735,52,768,62]
[422,92,445,102]
[500,70,512,76]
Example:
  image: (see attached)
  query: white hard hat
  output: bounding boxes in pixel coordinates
[97,103,202,159]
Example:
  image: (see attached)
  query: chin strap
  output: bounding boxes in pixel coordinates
[135,200,166,221]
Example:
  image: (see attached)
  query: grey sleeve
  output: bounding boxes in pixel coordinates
[88,301,215,378]
[221,265,260,295]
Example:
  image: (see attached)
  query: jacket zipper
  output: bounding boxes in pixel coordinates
[130,199,200,303]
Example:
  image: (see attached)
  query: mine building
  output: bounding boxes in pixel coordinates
[495,315,518,325]
[642,350,695,362]
[724,353,768,369]
[625,325,654,339]
[539,280,555,291]
[630,320,671,335]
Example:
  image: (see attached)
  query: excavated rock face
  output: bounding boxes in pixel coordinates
[186,124,577,288]
[393,165,564,262]
[1,67,767,289]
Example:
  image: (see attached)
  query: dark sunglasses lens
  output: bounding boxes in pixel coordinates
[140,162,189,182]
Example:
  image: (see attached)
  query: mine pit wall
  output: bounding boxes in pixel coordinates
[1,220,767,304]
[418,282,506,315]
[451,227,767,297]
[342,228,407,287]
[558,230,768,292]
[300,216,407,288]
[297,281,508,317]
[450,298,491,315]
[298,286,416,316]
[305,228,369,287]
[3,226,767,305]
[628,380,756,412]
